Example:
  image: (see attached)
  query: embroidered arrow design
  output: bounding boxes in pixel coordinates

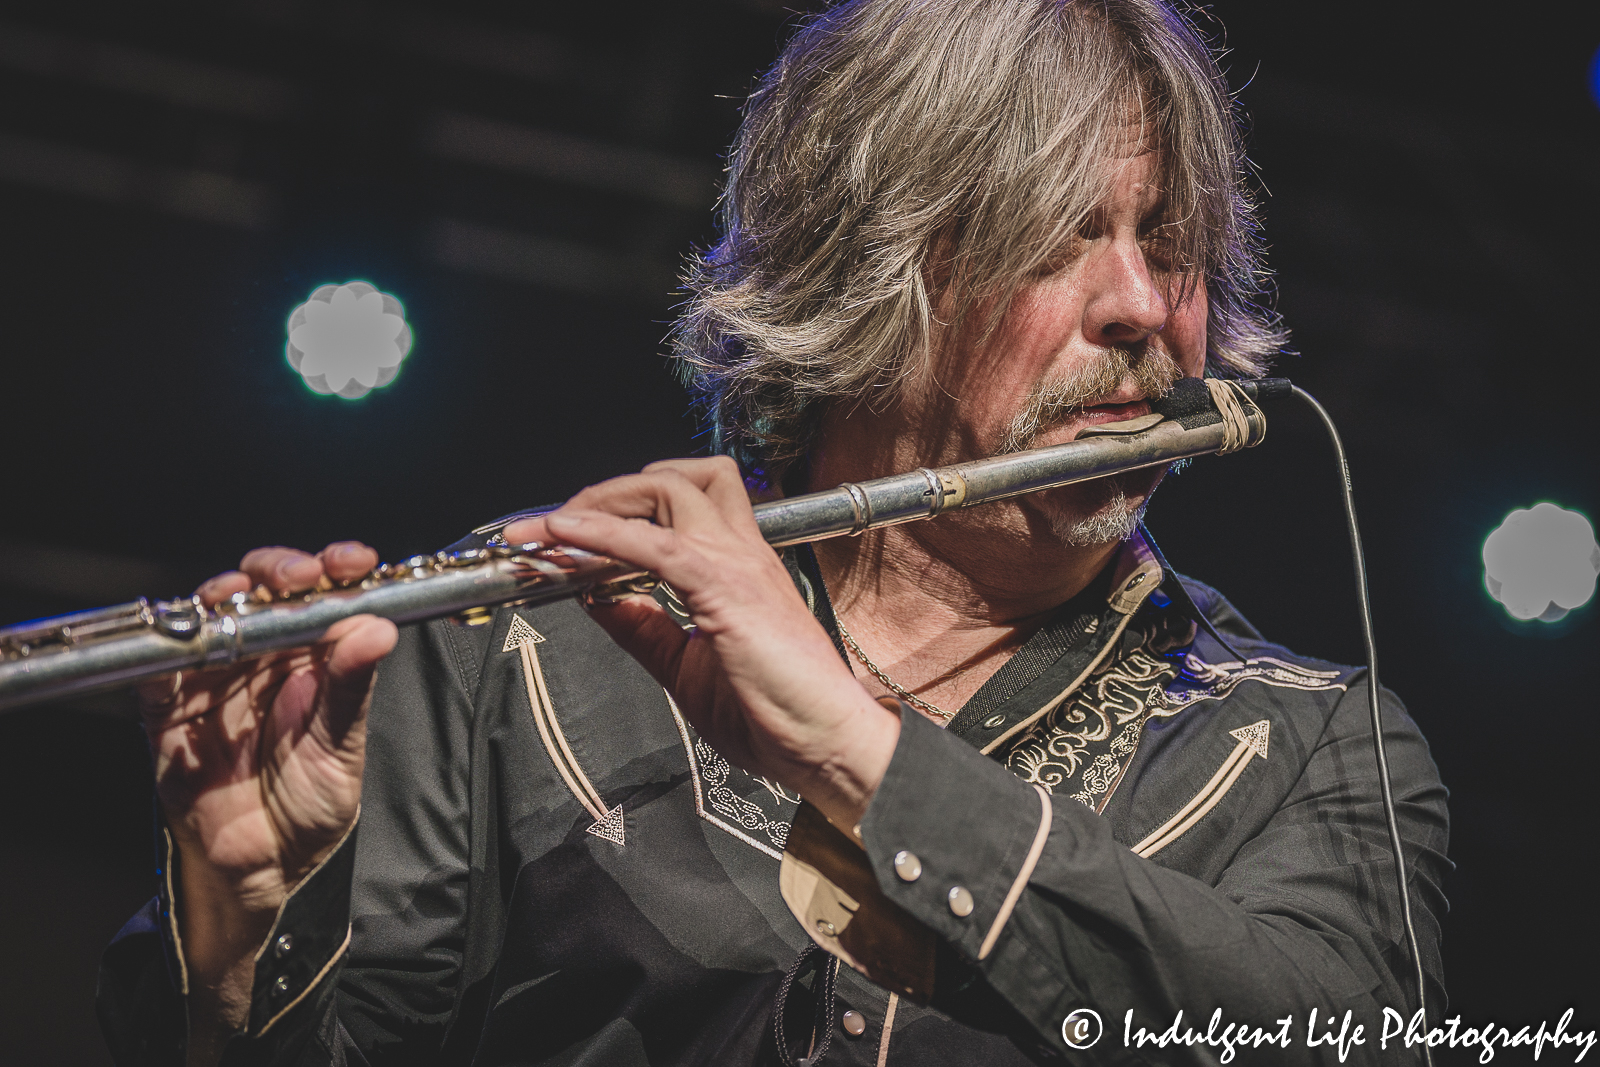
[585,804,627,846]
[505,614,624,846]
[1132,719,1271,859]
[1228,719,1270,760]
[503,613,546,651]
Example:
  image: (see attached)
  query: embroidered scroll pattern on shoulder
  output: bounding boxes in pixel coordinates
[667,696,795,861]
[1166,653,1346,709]
[1004,622,1185,811]
[695,739,793,851]
[655,581,799,860]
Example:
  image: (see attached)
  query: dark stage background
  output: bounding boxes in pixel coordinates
[1,2,1596,1063]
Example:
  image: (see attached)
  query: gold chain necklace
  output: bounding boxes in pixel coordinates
[834,617,955,721]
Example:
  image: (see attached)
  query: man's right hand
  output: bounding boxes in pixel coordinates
[137,542,397,1061]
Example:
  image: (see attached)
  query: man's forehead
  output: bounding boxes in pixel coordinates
[1095,135,1167,211]
[1105,117,1162,159]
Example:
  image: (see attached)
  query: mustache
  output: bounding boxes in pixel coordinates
[999,346,1182,454]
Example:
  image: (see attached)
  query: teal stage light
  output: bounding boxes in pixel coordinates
[1482,503,1599,623]
[285,281,413,399]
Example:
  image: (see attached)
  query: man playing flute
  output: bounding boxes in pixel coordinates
[101,2,1449,1063]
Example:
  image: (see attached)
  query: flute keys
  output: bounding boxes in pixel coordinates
[154,601,203,639]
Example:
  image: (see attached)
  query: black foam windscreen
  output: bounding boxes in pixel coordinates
[1151,377,1217,423]
[1151,376,1293,429]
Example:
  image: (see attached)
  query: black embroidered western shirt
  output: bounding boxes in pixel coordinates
[97,528,1450,1065]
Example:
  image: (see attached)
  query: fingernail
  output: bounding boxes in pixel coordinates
[281,557,320,581]
[547,513,582,529]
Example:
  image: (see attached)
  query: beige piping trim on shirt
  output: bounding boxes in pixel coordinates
[519,639,611,822]
[520,641,606,823]
[876,993,899,1067]
[160,828,190,997]
[1131,720,1270,858]
[977,785,1053,961]
[512,630,628,844]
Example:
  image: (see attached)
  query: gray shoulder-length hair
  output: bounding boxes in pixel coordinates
[671,0,1287,489]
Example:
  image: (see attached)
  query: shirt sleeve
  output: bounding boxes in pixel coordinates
[97,616,484,1067]
[781,682,1450,1065]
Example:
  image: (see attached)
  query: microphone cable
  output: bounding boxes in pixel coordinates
[1293,385,1434,1067]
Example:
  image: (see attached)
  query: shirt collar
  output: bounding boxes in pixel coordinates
[1107,527,1166,616]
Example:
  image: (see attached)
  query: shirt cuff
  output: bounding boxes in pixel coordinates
[780,707,1052,1001]
[158,815,359,1040]
[244,818,359,1037]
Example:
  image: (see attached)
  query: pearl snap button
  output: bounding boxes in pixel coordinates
[947,885,975,917]
[842,1010,866,1037]
[893,850,922,882]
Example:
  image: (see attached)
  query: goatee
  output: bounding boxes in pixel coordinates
[999,346,1183,546]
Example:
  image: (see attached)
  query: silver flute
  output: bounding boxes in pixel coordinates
[0,378,1286,712]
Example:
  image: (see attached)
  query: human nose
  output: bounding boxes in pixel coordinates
[1080,234,1169,347]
